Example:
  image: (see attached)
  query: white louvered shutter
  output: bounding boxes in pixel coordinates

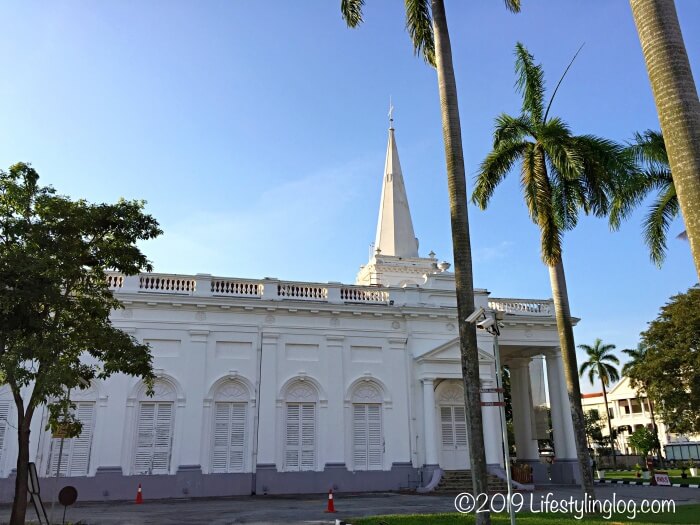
[367,404,383,468]
[285,404,300,470]
[152,403,173,474]
[352,405,368,470]
[0,401,10,465]
[285,403,315,471]
[453,406,467,447]
[353,404,383,470]
[300,403,315,471]
[46,402,95,477]
[212,402,247,473]
[134,402,173,475]
[441,406,454,447]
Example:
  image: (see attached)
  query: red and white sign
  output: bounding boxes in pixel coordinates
[654,472,671,486]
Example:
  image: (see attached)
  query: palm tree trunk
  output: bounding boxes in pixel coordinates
[548,260,595,496]
[601,382,616,466]
[431,1,490,520]
[630,0,700,278]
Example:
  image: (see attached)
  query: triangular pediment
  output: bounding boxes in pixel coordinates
[415,337,493,363]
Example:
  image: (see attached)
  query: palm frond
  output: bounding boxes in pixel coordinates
[341,0,365,27]
[532,147,562,264]
[405,0,435,66]
[609,167,671,230]
[473,140,528,209]
[643,182,679,266]
[549,161,582,231]
[514,43,545,123]
[504,0,521,13]
[630,130,669,169]
[572,135,630,218]
[603,363,621,383]
[521,143,540,223]
[492,113,532,148]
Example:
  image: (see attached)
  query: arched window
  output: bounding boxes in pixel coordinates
[45,384,98,477]
[284,380,318,472]
[210,380,250,473]
[134,379,176,475]
[350,381,384,471]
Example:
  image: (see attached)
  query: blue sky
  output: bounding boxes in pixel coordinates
[1,1,698,391]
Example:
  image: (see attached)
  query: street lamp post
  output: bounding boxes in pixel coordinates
[467,308,516,525]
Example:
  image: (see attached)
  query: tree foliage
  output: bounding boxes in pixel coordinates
[628,426,657,459]
[0,163,162,523]
[626,286,700,434]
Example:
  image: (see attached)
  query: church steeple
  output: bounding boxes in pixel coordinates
[373,109,419,258]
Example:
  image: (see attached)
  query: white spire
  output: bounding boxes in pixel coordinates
[373,109,419,258]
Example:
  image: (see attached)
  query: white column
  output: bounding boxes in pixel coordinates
[422,379,438,465]
[551,351,576,459]
[509,358,540,460]
[481,380,502,466]
[546,352,569,460]
[256,332,279,466]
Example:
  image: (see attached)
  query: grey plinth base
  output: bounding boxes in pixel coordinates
[549,459,580,485]
[0,463,418,503]
[255,462,417,495]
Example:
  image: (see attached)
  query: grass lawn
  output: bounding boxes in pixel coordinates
[351,503,700,524]
[603,469,700,485]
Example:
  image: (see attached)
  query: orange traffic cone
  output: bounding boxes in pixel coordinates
[325,488,336,513]
[135,483,143,504]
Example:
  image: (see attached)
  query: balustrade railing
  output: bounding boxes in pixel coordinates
[276,283,328,300]
[211,279,262,297]
[488,298,553,316]
[340,287,389,303]
[139,275,196,294]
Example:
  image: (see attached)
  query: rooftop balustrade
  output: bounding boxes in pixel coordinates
[106,271,553,315]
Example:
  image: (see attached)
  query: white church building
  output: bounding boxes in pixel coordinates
[0,123,580,501]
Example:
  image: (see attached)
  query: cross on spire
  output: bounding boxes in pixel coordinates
[388,97,394,129]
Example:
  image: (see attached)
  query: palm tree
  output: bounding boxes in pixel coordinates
[579,339,621,465]
[473,43,633,495]
[342,2,520,517]
[629,0,700,279]
[610,130,682,266]
[622,343,661,455]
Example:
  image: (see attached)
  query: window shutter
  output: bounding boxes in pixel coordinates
[352,404,368,470]
[212,403,230,473]
[134,403,156,474]
[367,404,383,468]
[300,403,315,471]
[353,404,383,470]
[440,406,454,447]
[286,403,315,471]
[68,403,95,476]
[229,403,246,472]
[152,403,173,474]
[134,402,173,475]
[46,402,95,477]
[453,406,467,447]
[285,404,300,470]
[211,402,247,473]
[0,401,9,464]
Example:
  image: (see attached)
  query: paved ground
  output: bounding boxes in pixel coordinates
[3,485,700,525]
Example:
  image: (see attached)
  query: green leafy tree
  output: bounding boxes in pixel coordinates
[629,0,700,278]
[622,343,661,454]
[341,1,520,516]
[579,339,620,465]
[473,43,632,494]
[627,286,700,435]
[0,163,162,524]
[628,426,657,461]
[583,409,605,449]
[610,130,683,266]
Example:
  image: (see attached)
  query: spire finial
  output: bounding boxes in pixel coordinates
[388,97,394,129]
